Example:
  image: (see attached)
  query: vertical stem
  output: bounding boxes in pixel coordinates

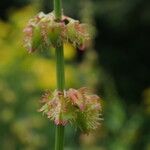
[54,0,62,20]
[56,45,65,91]
[55,31,65,150]
[55,45,65,150]
[54,0,65,150]
[55,124,64,150]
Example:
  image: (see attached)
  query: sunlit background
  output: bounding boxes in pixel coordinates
[0,0,150,150]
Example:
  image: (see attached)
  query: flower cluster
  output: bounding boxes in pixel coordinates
[23,12,92,53]
[39,87,102,134]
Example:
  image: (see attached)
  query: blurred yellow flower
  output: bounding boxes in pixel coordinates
[0,21,10,39]
[64,43,76,60]
[31,58,56,89]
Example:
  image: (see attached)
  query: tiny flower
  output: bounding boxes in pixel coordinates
[54,119,68,126]
[31,26,43,52]
[23,26,33,36]
[68,87,102,133]
[47,22,63,47]
[67,88,85,111]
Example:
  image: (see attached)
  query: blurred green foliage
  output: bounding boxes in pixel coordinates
[0,0,150,150]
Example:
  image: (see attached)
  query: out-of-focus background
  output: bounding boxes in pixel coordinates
[0,0,150,150]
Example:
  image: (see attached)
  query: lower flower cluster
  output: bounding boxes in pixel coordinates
[39,87,102,133]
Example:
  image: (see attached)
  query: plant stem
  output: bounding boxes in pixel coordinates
[56,45,65,91]
[55,42,65,150]
[55,124,65,150]
[54,0,65,150]
[54,0,62,20]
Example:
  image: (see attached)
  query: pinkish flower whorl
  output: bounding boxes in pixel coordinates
[23,12,92,53]
[39,88,102,134]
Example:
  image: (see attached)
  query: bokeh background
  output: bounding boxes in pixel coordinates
[0,0,150,150]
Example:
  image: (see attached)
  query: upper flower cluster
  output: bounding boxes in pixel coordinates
[39,87,102,134]
[23,12,92,53]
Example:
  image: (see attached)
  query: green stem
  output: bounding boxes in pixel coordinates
[54,0,65,150]
[54,0,62,20]
[56,45,65,91]
[55,43,65,150]
[55,125,65,150]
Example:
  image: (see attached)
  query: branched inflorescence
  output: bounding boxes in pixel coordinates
[39,87,102,134]
[23,12,92,53]
[23,11,102,135]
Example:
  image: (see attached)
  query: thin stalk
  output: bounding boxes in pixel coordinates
[54,0,62,20]
[56,45,65,91]
[55,43,65,150]
[55,124,65,150]
[54,0,65,150]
